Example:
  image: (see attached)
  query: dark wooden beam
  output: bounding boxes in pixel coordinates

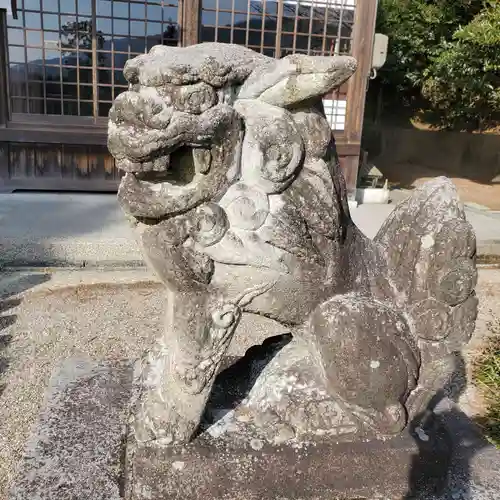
[0,9,9,126]
[11,1,18,20]
[0,177,119,193]
[0,127,108,145]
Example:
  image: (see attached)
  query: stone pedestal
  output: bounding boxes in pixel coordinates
[127,428,450,500]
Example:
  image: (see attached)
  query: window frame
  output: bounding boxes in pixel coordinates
[2,0,182,127]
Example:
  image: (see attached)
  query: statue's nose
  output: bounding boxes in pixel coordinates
[109,90,144,125]
[109,90,172,130]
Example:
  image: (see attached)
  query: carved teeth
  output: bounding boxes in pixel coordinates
[192,147,212,174]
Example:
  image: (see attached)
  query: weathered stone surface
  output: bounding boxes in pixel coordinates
[238,53,358,107]
[127,430,444,500]
[10,358,133,500]
[108,41,478,470]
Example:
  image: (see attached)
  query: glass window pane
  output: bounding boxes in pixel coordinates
[96,0,112,16]
[163,6,177,23]
[11,98,27,113]
[113,86,127,100]
[63,83,78,97]
[80,84,93,100]
[26,48,43,63]
[46,83,61,99]
[9,28,25,46]
[7,0,182,118]
[79,101,94,117]
[247,16,262,29]
[43,13,60,31]
[44,50,60,64]
[61,0,76,14]
[43,0,60,13]
[130,21,146,37]
[63,101,79,115]
[78,0,92,16]
[97,18,113,34]
[25,0,41,10]
[97,51,112,67]
[26,31,43,47]
[7,13,23,28]
[234,13,247,25]
[163,23,179,44]
[234,0,247,10]
[264,31,276,46]
[10,72,27,96]
[114,70,127,85]
[113,52,126,69]
[146,22,163,36]
[98,102,112,117]
[29,99,45,114]
[131,2,146,19]
[27,64,44,79]
[218,0,233,8]
[218,12,232,26]
[113,19,129,36]
[114,1,131,17]
[98,86,112,100]
[216,28,231,43]
[25,12,42,30]
[98,68,112,85]
[62,67,78,85]
[78,52,93,67]
[79,67,92,84]
[46,99,62,115]
[147,4,162,21]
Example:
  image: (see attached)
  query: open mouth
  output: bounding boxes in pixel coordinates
[134,146,211,186]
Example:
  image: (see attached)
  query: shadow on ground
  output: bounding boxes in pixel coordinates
[0,272,51,397]
[404,352,494,499]
[195,333,293,436]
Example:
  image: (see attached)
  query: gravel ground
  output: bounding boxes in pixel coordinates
[0,268,498,499]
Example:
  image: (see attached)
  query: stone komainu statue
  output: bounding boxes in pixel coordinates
[108,43,477,446]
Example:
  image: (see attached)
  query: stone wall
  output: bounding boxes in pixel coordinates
[363,125,500,184]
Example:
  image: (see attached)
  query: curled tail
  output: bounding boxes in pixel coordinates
[374,177,478,419]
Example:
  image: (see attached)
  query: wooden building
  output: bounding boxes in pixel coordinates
[0,0,377,196]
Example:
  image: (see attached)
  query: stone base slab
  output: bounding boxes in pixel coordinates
[127,426,450,500]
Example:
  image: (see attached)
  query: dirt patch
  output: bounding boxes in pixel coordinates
[383,163,500,210]
[383,164,500,210]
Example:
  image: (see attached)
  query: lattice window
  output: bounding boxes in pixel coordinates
[6,0,180,118]
[201,0,356,58]
[323,97,346,131]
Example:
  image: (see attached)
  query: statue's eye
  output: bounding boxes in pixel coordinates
[173,83,218,115]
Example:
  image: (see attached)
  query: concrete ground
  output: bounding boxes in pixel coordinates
[0,191,500,267]
[0,266,498,499]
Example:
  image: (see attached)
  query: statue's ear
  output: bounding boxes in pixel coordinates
[238,54,357,107]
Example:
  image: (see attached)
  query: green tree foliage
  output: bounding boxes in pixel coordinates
[422,3,500,130]
[376,0,499,130]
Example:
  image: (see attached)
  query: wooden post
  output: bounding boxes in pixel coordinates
[344,0,378,198]
[0,9,10,189]
[182,0,201,46]
[0,9,9,127]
